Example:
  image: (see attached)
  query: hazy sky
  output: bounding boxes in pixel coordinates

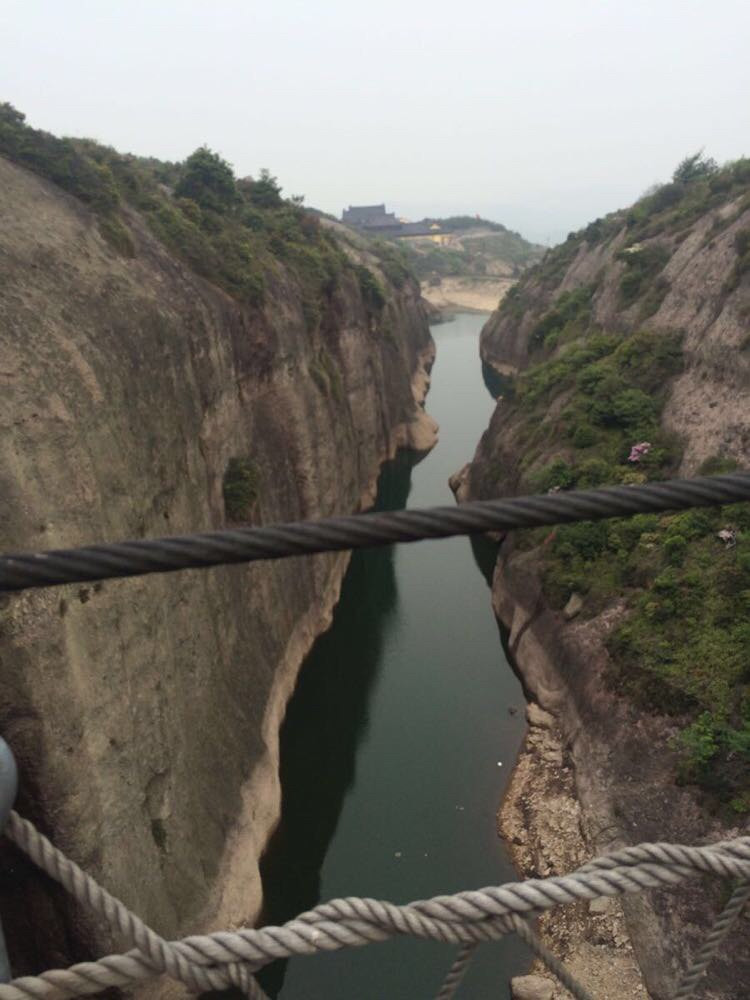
[2,0,748,243]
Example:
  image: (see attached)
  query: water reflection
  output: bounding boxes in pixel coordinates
[469,533,500,588]
[257,453,416,996]
[248,314,528,999]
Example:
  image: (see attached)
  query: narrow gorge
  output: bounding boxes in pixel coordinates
[2,104,749,1000]
[257,313,529,999]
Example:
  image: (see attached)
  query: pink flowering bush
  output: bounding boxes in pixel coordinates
[628,441,651,463]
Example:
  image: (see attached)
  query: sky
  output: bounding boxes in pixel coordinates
[2,0,748,244]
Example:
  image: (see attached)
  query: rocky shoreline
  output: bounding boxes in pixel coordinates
[490,542,750,999]
[421,276,513,316]
[503,702,646,1000]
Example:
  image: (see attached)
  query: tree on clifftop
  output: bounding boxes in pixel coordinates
[175,146,237,213]
[246,168,283,209]
[673,150,718,185]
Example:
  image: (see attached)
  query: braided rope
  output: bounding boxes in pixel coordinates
[510,916,595,1000]
[1,472,749,592]
[4,813,269,999]
[435,943,479,1000]
[4,810,750,999]
[435,918,596,1000]
[673,880,750,999]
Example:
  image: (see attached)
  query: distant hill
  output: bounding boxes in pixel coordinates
[392,215,544,314]
[405,216,543,277]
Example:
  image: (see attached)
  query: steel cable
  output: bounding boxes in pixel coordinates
[1,473,749,592]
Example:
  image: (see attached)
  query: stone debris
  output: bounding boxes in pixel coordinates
[499,706,648,998]
[717,527,737,547]
[563,592,584,620]
[511,974,555,1000]
[526,702,555,729]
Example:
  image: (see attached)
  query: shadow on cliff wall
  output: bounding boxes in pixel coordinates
[253,452,416,998]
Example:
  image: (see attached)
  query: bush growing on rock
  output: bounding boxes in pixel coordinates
[175,146,237,213]
[223,458,260,521]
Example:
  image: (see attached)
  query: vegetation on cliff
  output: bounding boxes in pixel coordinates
[526,152,750,296]
[477,153,750,810]
[223,458,261,521]
[398,216,543,282]
[0,103,402,332]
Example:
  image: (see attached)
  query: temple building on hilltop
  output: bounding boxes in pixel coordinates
[341,204,447,243]
[342,204,400,231]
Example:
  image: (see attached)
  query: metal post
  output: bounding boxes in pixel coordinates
[0,739,18,982]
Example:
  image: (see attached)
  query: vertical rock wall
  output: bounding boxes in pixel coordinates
[0,156,435,972]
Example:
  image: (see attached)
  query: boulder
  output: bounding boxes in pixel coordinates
[563,591,584,620]
[448,462,471,502]
[526,702,555,729]
[511,974,555,1000]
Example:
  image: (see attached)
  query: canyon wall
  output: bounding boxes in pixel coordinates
[466,163,750,996]
[0,154,434,973]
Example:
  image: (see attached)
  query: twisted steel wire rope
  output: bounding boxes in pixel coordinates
[1,473,748,592]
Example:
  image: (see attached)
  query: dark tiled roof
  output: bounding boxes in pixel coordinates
[342,204,388,222]
[393,223,436,237]
[341,205,443,237]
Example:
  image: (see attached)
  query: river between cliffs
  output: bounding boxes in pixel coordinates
[259,313,529,998]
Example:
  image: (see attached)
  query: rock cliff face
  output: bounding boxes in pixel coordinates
[467,164,750,996]
[0,155,434,973]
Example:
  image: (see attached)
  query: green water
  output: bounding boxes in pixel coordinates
[259,313,529,998]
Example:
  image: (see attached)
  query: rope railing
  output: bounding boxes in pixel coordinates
[2,809,749,999]
[0,472,749,592]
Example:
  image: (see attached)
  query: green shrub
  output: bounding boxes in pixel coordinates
[223,458,260,521]
[663,533,688,565]
[552,520,610,562]
[174,146,237,213]
[673,151,718,185]
[245,169,284,209]
[638,276,670,318]
[679,713,721,770]
[570,423,598,448]
[574,457,615,488]
[617,243,671,306]
[355,265,386,314]
[529,458,575,493]
[369,241,413,288]
[699,455,739,476]
[530,285,593,350]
